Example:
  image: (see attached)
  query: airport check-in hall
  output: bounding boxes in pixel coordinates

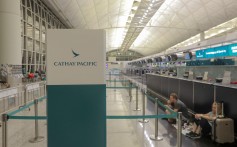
[1,0,237,147]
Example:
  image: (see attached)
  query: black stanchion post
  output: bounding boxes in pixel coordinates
[150,98,163,141]
[2,114,8,147]
[29,99,44,143]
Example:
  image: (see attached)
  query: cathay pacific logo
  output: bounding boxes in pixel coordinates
[53,49,97,67]
[72,50,80,57]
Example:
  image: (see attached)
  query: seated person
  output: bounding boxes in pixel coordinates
[186,102,222,139]
[165,93,190,123]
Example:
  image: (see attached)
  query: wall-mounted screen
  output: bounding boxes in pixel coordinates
[184,52,193,60]
[155,57,162,62]
[147,58,153,63]
[141,60,146,64]
[165,56,171,62]
[170,54,178,61]
[229,44,237,56]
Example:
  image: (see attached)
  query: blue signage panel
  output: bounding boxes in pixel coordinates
[196,43,237,59]
[205,46,229,58]
[196,50,205,59]
[229,43,237,56]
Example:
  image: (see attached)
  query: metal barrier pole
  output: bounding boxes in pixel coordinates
[150,98,163,141]
[109,72,111,86]
[177,112,182,147]
[139,90,149,123]
[129,81,132,102]
[114,78,116,90]
[134,86,141,111]
[44,82,47,97]
[2,114,8,147]
[29,99,44,143]
[214,85,216,101]
[24,87,27,105]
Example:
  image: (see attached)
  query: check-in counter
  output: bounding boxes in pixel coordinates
[146,73,237,134]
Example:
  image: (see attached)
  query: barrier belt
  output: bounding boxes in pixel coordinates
[7,114,176,120]
[106,74,122,76]
[7,96,47,116]
[106,86,137,89]
[106,80,130,82]
[107,114,177,119]
[8,116,47,120]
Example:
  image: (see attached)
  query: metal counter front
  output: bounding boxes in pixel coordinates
[146,73,237,133]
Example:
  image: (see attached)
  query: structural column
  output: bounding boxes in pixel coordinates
[0,0,21,65]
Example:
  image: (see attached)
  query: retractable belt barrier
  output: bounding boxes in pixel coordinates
[106,80,130,82]
[5,95,176,120]
[7,96,46,117]
[106,86,136,89]
[106,74,123,76]
[2,77,182,147]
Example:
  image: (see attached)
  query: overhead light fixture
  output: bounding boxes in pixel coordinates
[120,0,165,52]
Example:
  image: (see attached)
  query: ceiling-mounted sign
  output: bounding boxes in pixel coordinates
[196,43,237,59]
[229,44,237,56]
[205,46,228,58]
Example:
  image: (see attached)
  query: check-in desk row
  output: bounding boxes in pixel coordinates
[146,73,237,134]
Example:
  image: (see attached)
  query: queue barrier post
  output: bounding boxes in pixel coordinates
[133,86,141,111]
[29,99,44,143]
[129,81,132,102]
[139,90,149,123]
[150,98,163,141]
[2,114,8,147]
[177,112,182,147]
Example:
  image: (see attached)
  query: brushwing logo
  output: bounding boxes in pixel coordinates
[53,49,97,67]
[72,50,80,57]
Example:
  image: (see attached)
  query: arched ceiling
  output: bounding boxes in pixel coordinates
[43,0,237,56]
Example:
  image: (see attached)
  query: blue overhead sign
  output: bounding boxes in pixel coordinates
[196,43,237,59]
[229,44,237,56]
[196,50,205,58]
